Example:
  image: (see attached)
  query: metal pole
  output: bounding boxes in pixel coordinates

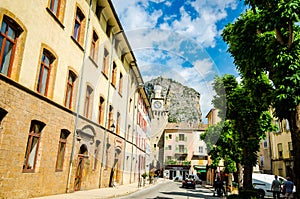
[66,0,93,193]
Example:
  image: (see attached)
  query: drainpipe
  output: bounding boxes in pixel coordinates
[122,67,132,185]
[66,0,93,193]
[99,30,123,188]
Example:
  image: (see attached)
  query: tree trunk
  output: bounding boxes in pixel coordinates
[243,163,253,190]
[236,162,243,189]
[289,103,300,199]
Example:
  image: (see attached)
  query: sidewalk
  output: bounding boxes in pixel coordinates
[31,178,167,199]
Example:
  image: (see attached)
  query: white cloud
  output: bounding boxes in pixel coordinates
[111,0,240,121]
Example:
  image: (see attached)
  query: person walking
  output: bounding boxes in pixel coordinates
[271,175,281,199]
[284,177,294,199]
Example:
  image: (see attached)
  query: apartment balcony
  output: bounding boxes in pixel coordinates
[164,160,191,166]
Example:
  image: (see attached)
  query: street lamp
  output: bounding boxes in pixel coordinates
[110,123,115,132]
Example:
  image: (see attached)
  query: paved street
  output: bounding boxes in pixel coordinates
[119,181,222,199]
[31,179,223,199]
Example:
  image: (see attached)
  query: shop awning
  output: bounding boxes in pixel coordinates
[194,165,206,173]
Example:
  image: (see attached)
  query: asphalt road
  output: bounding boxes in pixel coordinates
[119,181,225,199]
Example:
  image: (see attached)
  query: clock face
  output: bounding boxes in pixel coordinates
[153,101,162,109]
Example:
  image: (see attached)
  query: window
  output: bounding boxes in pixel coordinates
[56,129,70,171]
[49,0,61,17]
[90,31,99,61]
[168,134,172,139]
[278,143,283,158]
[0,108,8,131]
[263,139,268,149]
[84,85,93,118]
[168,145,172,150]
[111,62,117,86]
[98,96,105,125]
[167,156,172,161]
[179,134,184,141]
[73,7,85,43]
[199,146,203,153]
[23,120,46,172]
[285,119,290,131]
[37,49,55,96]
[275,120,281,133]
[0,16,22,77]
[179,145,185,153]
[108,105,113,129]
[102,48,109,76]
[116,112,120,134]
[288,142,293,158]
[118,73,123,95]
[64,70,77,108]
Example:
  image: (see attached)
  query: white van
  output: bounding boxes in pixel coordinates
[252,173,295,198]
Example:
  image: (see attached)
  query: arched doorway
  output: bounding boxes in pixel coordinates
[74,144,88,191]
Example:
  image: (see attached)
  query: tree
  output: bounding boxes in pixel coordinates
[203,75,275,190]
[222,1,300,197]
[201,120,244,188]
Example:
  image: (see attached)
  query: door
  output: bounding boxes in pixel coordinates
[74,155,84,191]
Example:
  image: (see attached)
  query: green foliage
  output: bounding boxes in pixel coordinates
[222,0,300,192]
[202,75,276,189]
[222,1,300,121]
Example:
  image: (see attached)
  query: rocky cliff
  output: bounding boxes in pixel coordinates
[145,76,202,124]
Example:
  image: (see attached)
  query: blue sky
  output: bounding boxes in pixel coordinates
[111,0,246,120]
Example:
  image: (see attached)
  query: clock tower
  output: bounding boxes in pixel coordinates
[150,85,168,176]
[151,85,164,111]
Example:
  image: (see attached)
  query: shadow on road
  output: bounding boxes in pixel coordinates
[145,187,218,199]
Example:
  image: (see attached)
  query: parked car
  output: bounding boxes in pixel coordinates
[252,173,296,198]
[182,174,202,189]
[173,176,183,182]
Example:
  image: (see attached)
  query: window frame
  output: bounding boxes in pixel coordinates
[179,134,184,141]
[111,62,117,87]
[84,85,93,118]
[64,70,77,109]
[73,7,85,43]
[102,48,109,76]
[90,30,99,61]
[98,96,105,125]
[108,105,113,129]
[0,16,21,77]
[55,129,70,171]
[278,143,283,158]
[118,72,123,95]
[49,0,61,17]
[23,120,45,173]
[116,112,120,134]
[37,49,55,96]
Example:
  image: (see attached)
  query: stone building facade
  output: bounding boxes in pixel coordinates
[258,118,294,178]
[0,0,151,198]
